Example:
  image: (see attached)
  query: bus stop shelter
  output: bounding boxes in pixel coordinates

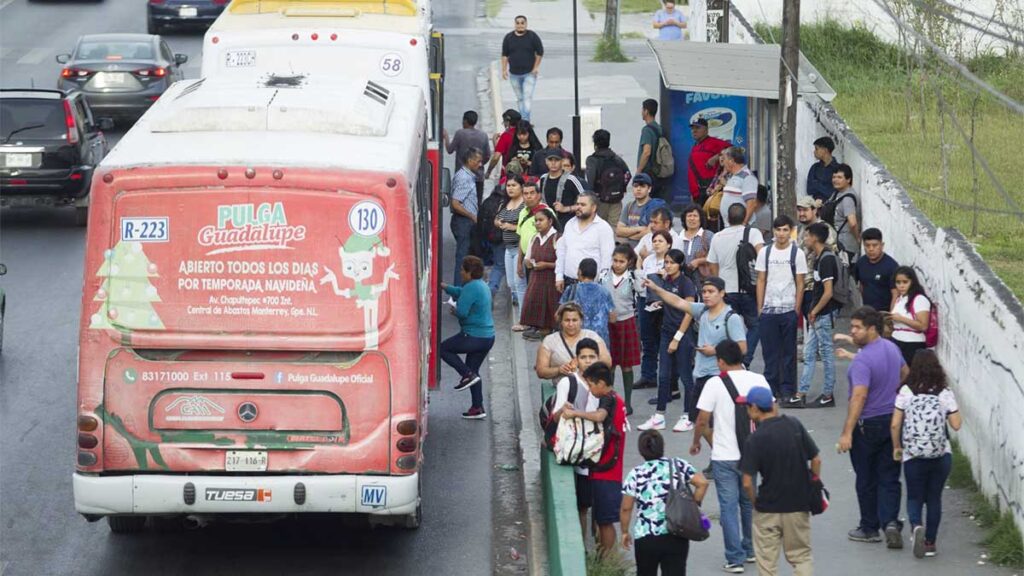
[648,40,836,206]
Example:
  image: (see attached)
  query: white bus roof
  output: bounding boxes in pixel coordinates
[101,77,425,174]
[209,0,431,36]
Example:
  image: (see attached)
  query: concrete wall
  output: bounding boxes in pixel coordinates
[721,1,1024,533]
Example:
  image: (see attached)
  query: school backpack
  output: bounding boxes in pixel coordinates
[588,393,625,473]
[736,225,759,294]
[595,153,630,204]
[902,393,947,459]
[648,124,675,179]
[720,374,757,456]
[821,251,852,306]
[819,192,858,241]
[539,375,580,451]
[909,295,940,348]
[478,190,507,245]
[553,415,605,466]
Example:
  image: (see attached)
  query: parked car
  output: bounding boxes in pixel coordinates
[0,89,111,226]
[56,34,188,124]
[148,0,228,35]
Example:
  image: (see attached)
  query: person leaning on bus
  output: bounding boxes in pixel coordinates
[441,256,496,420]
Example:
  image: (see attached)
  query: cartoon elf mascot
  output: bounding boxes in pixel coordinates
[320,233,399,350]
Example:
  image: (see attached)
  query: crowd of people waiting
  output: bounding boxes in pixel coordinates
[438,85,960,574]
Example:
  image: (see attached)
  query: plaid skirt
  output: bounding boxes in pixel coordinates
[609,316,641,368]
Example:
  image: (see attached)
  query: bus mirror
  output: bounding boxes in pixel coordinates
[440,167,452,207]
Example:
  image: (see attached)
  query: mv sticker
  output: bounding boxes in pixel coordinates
[198,202,307,255]
[320,200,398,350]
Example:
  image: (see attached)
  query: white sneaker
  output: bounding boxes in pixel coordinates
[673,416,695,432]
[638,414,666,431]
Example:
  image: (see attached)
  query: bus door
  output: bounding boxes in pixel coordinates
[427,29,445,389]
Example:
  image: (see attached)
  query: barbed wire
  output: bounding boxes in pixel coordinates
[905,0,1024,49]
[926,0,1024,37]
[905,181,1024,217]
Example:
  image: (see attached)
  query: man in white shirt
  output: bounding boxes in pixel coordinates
[708,203,764,366]
[755,214,807,402]
[635,206,682,261]
[719,146,759,226]
[555,193,616,292]
[549,337,602,540]
[691,340,768,572]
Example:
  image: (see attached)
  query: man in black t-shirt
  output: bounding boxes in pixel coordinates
[501,15,544,121]
[740,386,820,576]
[851,227,899,313]
[791,222,839,409]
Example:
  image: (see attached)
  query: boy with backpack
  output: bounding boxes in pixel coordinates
[560,258,616,347]
[585,129,632,226]
[691,340,769,573]
[561,362,628,558]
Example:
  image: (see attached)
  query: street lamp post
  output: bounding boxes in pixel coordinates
[572,0,581,163]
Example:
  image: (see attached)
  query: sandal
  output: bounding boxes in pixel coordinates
[511,324,526,332]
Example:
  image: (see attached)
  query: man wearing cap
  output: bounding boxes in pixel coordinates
[616,173,667,246]
[796,197,838,306]
[539,149,584,230]
[741,387,820,576]
[687,118,731,203]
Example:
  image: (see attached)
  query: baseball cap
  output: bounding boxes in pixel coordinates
[690,118,709,128]
[632,173,653,186]
[701,276,726,291]
[737,386,774,410]
[796,196,819,209]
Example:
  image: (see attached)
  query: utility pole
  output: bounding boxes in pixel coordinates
[777,0,800,219]
[572,0,581,163]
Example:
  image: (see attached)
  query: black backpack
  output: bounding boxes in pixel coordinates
[721,373,757,456]
[478,190,508,245]
[736,225,759,294]
[819,191,858,235]
[595,154,629,204]
[539,375,579,451]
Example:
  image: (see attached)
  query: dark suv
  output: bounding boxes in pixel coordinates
[0,89,112,226]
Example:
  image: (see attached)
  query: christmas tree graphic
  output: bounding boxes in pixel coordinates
[90,241,165,331]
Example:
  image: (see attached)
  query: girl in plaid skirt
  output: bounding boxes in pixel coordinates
[601,244,643,415]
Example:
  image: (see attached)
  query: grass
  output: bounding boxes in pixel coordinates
[582,0,663,15]
[593,36,631,62]
[946,440,1024,567]
[620,31,647,40]
[755,20,1024,301]
[486,0,505,18]
[585,550,631,576]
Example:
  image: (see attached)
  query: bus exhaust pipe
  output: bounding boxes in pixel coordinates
[184,515,208,530]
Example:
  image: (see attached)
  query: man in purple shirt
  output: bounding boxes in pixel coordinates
[837,307,909,549]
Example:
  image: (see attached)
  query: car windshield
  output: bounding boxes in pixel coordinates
[0,99,66,140]
[76,40,154,61]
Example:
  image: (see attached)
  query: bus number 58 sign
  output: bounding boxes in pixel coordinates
[349,201,386,237]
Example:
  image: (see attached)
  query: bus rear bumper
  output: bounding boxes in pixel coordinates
[73,472,419,516]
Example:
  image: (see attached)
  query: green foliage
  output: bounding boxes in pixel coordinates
[486,0,505,18]
[765,20,1024,300]
[984,512,1024,567]
[585,550,631,576]
[594,37,630,62]
[583,0,662,15]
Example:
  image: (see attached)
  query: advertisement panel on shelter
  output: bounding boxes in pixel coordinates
[668,90,749,203]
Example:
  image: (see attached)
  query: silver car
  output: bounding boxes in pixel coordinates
[56,34,187,125]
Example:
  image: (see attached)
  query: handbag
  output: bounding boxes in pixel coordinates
[664,458,710,541]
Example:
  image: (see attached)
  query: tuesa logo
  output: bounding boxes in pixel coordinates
[197,202,307,255]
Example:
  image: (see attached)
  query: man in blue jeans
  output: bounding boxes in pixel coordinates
[501,15,543,121]
[450,149,482,286]
[707,203,764,367]
[440,256,495,420]
[838,307,909,548]
[691,340,768,572]
[755,215,806,401]
[790,222,838,408]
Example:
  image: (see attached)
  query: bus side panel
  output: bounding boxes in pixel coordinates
[427,145,441,390]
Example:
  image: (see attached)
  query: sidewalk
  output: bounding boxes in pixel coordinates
[490,0,658,38]
[492,45,1018,576]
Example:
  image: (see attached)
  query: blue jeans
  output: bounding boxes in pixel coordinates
[637,296,659,382]
[488,242,506,294]
[904,454,952,543]
[724,293,759,366]
[712,460,754,565]
[504,243,526,308]
[440,333,495,409]
[798,312,835,397]
[760,311,798,397]
[656,330,694,413]
[450,215,474,286]
[849,414,902,533]
[509,72,537,121]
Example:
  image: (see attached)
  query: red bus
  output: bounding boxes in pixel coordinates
[74,76,434,532]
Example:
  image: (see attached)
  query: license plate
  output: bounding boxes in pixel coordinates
[4,153,32,168]
[225,50,256,68]
[179,6,198,16]
[95,72,129,88]
[225,450,268,472]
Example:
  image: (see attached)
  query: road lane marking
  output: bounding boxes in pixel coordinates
[16,47,50,66]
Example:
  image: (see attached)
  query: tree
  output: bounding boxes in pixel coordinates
[90,241,165,331]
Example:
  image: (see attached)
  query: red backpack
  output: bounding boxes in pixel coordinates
[909,295,939,348]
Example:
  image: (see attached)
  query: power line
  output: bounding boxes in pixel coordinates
[871,0,1024,115]
[905,0,1024,50]
[927,0,1024,37]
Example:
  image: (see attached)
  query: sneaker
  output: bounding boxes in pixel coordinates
[885,521,903,549]
[671,391,682,400]
[626,405,634,416]
[912,525,926,558]
[461,406,487,419]
[722,563,744,573]
[673,416,695,433]
[786,394,806,408]
[454,374,481,392]
[814,394,836,407]
[632,378,657,389]
[637,414,666,431]
[923,542,936,557]
[848,527,882,543]
[745,556,756,564]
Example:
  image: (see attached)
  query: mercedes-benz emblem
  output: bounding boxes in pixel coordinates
[237,402,258,423]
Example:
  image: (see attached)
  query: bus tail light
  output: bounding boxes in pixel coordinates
[396,455,416,470]
[396,437,417,453]
[78,414,99,432]
[396,419,417,435]
[78,452,98,466]
[78,433,99,449]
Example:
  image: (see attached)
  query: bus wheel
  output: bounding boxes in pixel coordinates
[107,515,147,534]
